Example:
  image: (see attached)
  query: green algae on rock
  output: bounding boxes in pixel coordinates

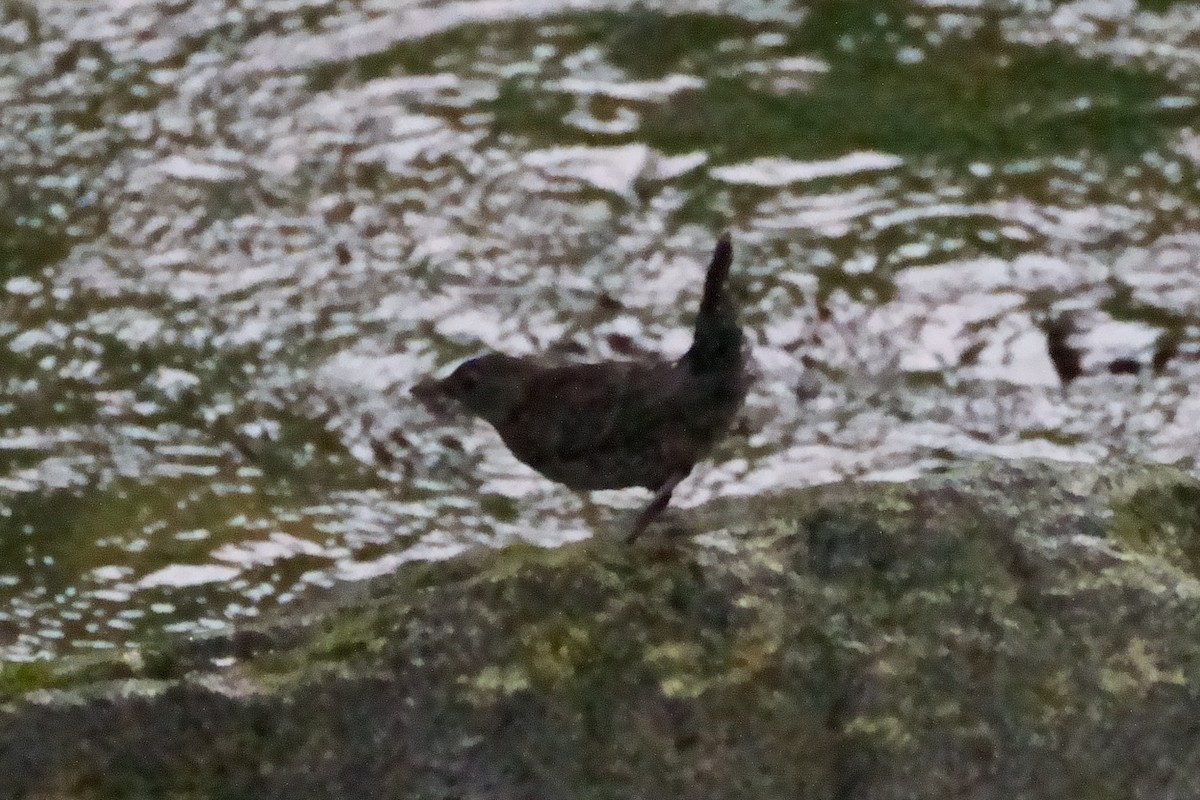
[3,460,1200,798]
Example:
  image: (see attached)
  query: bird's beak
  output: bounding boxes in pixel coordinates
[412,377,459,418]
[412,377,444,408]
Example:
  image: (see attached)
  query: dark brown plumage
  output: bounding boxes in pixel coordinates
[413,234,748,541]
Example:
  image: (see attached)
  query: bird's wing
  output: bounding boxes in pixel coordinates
[494,361,687,489]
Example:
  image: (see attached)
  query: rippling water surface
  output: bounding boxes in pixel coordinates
[2,0,1200,660]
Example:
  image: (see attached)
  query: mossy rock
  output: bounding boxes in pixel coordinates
[3,460,1200,799]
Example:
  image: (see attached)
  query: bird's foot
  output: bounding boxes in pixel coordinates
[626,508,693,543]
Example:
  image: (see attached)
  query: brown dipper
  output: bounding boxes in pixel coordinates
[413,234,748,541]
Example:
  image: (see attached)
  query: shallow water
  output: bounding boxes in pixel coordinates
[2,0,1199,660]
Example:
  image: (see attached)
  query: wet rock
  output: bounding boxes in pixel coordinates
[1107,357,1140,376]
[3,461,1200,798]
[1152,329,1182,374]
[802,506,897,579]
[1040,312,1084,388]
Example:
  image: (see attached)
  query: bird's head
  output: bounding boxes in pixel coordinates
[412,353,531,425]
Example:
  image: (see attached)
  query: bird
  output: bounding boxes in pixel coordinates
[413,234,749,542]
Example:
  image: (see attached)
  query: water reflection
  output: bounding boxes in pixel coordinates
[2,0,1199,660]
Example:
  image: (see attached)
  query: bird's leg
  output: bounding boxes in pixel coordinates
[626,472,686,543]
